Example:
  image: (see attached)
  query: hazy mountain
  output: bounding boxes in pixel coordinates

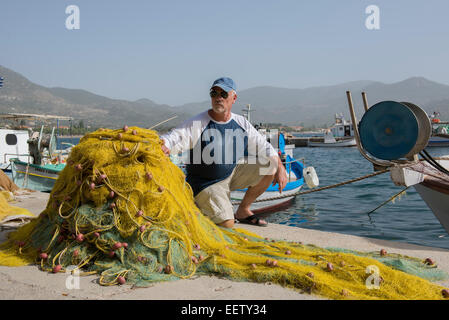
[0,65,189,130]
[1,64,448,130]
[177,77,449,126]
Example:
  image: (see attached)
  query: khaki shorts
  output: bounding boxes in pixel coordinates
[194,157,274,224]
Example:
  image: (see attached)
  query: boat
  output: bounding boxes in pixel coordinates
[346,93,449,234]
[308,130,356,147]
[329,113,355,139]
[0,128,31,172]
[230,132,306,213]
[226,105,317,213]
[0,113,74,191]
[390,158,449,233]
[171,131,312,214]
[427,114,449,147]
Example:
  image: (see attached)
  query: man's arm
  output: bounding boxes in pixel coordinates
[159,111,209,156]
[161,139,170,156]
[273,155,288,193]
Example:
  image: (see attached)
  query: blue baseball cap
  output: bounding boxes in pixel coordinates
[211,77,236,92]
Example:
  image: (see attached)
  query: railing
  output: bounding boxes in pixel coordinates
[3,153,32,163]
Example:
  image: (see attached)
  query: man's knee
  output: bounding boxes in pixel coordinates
[218,219,235,228]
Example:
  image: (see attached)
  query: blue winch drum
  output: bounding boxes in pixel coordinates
[359,101,431,160]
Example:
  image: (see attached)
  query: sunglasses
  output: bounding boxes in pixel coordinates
[209,89,229,99]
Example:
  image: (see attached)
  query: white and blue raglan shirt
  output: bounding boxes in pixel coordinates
[160,111,278,196]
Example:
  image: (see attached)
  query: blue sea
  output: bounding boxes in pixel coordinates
[57,137,449,250]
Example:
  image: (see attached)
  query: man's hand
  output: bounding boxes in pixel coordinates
[272,156,288,193]
[161,139,170,156]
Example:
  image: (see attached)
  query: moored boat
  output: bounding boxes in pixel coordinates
[346,92,449,234]
[308,130,356,147]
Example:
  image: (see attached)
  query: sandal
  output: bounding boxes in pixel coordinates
[236,215,268,227]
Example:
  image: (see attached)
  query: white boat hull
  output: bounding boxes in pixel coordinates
[308,138,356,147]
[389,157,449,234]
[414,184,449,233]
[231,185,302,214]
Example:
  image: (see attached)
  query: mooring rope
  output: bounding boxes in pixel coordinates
[231,169,390,205]
[366,186,410,215]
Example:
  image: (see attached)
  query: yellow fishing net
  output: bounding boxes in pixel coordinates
[0,127,448,300]
[0,191,35,222]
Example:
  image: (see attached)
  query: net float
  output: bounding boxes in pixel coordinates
[139,225,146,232]
[39,253,48,260]
[135,210,143,217]
[113,242,122,250]
[117,133,123,139]
[164,265,174,274]
[123,125,129,132]
[76,234,84,243]
[108,251,115,258]
[145,172,153,180]
[122,146,129,153]
[109,203,116,209]
[306,272,314,278]
[380,249,387,256]
[326,263,334,272]
[75,164,82,171]
[158,186,164,192]
[76,180,82,186]
[251,263,257,269]
[285,250,291,255]
[442,289,449,298]
[132,129,137,135]
[108,191,115,198]
[266,259,272,266]
[117,276,126,285]
[89,182,96,190]
[339,261,346,267]
[424,258,435,265]
[122,242,128,249]
[191,256,198,264]
[193,244,200,250]
[271,260,278,267]
[341,289,349,297]
[94,232,100,238]
[73,249,79,257]
[99,174,107,181]
[199,255,204,261]
[52,265,62,273]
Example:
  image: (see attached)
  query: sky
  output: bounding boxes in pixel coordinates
[1,0,449,105]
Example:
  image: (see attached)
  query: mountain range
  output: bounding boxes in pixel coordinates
[0,65,448,130]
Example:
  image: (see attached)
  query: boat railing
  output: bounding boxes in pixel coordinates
[4,153,32,163]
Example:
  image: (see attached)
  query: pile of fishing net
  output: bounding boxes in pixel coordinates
[0,191,35,223]
[0,126,448,300]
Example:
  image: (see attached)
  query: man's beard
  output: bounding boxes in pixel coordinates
[212,104,225,113]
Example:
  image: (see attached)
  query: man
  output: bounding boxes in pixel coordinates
[160,77,287,228]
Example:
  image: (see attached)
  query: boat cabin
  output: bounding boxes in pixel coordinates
[0,128,30,170]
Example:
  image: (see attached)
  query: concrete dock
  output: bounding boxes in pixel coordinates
[1,191,448,300]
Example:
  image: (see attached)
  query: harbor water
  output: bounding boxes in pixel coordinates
[265,146,449,250]
[57,138,449,250]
